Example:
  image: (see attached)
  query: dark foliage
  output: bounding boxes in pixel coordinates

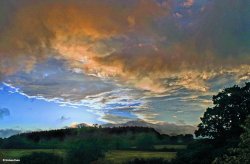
[66,140,105,164]
[166,134,193,144]
[20,152,63,164]
[136,133,155,150]
[213,116,250,164]
[21,128,77,142]
[0,126,193,149]
[102,127,161,135]
[174,82,250,164]
[1,136,34,149]
[172,139,228,164]
[195,82,250,141]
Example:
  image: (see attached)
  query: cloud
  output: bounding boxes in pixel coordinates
[4,59,117,102]
[193,0,250,58]
[0,129,22,138]
[0,0,169,75]
[0,107,10,119]
[183,0,195,7]
[102,114,134,124]
[0,0,249,126]
[69,122,90,128]
[3,59,249,125]
[0,0,249,94]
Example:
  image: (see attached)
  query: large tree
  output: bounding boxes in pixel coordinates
[195,82,250,140]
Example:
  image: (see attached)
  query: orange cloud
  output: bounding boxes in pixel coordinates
[0,0,249,94]
[0,0,169,76]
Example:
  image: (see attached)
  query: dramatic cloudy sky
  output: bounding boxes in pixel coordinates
[0,0,249,136]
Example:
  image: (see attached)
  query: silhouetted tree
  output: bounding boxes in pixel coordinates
[174,83,250,164]
[195,82,250,140]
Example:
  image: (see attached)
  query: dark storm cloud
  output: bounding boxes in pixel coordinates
[194,0,250,58]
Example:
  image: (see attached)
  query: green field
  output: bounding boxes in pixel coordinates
[0,149,65,159]
[0,149,177,163]
[103,150,176,163]
[154,144,187,150]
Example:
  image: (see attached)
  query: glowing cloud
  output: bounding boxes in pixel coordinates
[0,0,249,94]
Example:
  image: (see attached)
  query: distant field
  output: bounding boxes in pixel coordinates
[0,148,177,163]
[154,144,187,150]
[103,150,176,163]
[0,149,65,159]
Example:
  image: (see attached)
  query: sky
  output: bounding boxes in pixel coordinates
[0,0,249,137]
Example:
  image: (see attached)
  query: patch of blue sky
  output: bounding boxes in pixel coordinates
[0,83,102,131]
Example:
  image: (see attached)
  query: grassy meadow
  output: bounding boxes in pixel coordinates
[0,146,180,163]
[103,150,176,163]
[0,149,65,159]
[0,127,192,163]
